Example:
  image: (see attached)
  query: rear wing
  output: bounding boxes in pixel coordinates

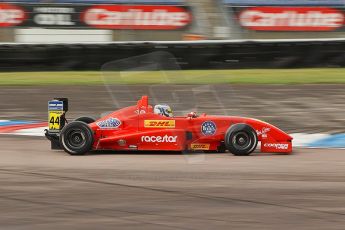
[46,98,68,149]
[48,98,68,133]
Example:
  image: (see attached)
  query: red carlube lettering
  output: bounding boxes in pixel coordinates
[82,5,191,30]
[238,7,344,31]
[0,3,26,27]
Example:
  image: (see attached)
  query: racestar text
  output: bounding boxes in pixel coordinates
[141,135,177,143]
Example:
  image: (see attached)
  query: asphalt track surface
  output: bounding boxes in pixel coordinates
[1,135,345,230]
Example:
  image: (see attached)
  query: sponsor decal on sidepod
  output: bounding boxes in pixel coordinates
[264,143,289,150]
[190,143,210,150]
[97,118,121,129]
[141,135,177,143]
[201,121,217,136]
[144,120,175,128]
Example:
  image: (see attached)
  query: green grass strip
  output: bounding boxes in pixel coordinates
[0,69,344,85]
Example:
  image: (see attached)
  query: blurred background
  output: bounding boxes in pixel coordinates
[2,0,345,42]
[0,0,344,133]
[1,0,345,70]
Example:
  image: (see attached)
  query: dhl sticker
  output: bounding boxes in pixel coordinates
[144,120,175,128]
[190,143,210,150]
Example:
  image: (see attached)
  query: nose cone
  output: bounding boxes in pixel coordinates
[245,118,293,142]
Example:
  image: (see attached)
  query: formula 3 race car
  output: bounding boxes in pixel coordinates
[45,96,293,156]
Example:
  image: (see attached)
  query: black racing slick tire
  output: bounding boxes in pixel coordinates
[225,123,258,156]
[59,121,94,155]
[75,116,96,124]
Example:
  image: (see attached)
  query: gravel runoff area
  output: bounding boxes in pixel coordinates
[0,136,345,230]
[0,84,344,133]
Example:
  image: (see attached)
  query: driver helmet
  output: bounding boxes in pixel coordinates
[154,104,173,117]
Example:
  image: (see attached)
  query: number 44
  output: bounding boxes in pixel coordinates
[50,116,60,125]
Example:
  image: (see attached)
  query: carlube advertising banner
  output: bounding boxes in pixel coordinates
[0,2,192,30]
[223,0,345,32]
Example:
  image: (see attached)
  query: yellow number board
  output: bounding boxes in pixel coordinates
[48,100,64,132]
[49,111,63,131]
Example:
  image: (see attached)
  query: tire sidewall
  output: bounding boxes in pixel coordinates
[225,124,258,156]
[60,121,94,155]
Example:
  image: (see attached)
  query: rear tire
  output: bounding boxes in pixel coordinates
[59,121,94,155]
[75,116,95,124]
[225,124,258,156]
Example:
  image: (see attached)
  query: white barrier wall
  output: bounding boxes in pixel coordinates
[15,29,113,43]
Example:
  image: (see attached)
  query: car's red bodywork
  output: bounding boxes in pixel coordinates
[87,96,293,153]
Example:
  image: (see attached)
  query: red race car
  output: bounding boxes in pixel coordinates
[45,96,293,155]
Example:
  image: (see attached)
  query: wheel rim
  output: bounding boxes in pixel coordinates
[232,131,251,150]
[66,129,86,148]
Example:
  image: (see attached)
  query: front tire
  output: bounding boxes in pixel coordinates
[59,121,94,155]
[225,124,258,156]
